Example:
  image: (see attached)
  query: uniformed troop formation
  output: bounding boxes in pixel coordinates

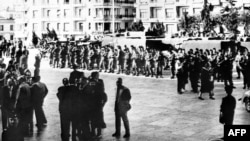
[0,42,47,141]
[47,43,167,78]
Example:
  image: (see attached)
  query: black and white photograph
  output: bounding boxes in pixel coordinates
[0,0,250,141]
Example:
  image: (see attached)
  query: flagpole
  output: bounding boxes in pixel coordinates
[112,0,115,44]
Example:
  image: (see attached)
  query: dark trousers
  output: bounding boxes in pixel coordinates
[190,72,199,92]
[224,71,233,86]
[18,107,33,134]
[171,66,175,78]
[114,106,130,135]
[33,105,47,127]
[60,113,78,141]
[236,66,241,78]
[242,70,248,88]
[177,73,184,93]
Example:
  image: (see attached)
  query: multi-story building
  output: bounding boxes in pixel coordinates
[0,16,15,40]
[13,0,136,41]
[12,0,250,41]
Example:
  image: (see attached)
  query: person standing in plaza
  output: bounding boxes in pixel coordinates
[57,78,78,141]
[112,78,131,138]
[14,76,33,136]
[198,61,215,100]
[220,85,236,125]
[30,76,48,131]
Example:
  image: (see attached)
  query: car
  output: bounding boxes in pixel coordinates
[241,90,250,112]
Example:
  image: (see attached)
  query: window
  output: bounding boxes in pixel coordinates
[193,8,201,15]
[33,0,36,5]
[166,24,175,34]
[140,9,147,19]
[64,23,69,31]
[57,10,60,18]
[64,9,69,17]
[89,9,91,16]
[57,23,60,31]
[33,23,38,31]
[47,0,50,4]
[25,11,28,15]
[10,25,14,31]
[89,23,91,30]
[165,8,174,18]
[79,9,82,17]
[0,25,4,31]
[47,23,50,29]
[47,10,50,17]
[79,23,83,31]
[33,10,38,18]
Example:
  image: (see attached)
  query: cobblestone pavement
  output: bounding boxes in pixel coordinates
[0,49,250,141]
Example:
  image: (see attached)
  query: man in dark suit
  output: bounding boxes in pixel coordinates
[220,85,236,125]
[112,78,131,138]
[57,78,79,141]
[69,64,84,85]
[15,76,33,135]
[30,76,48,130]
[1,78,17,130]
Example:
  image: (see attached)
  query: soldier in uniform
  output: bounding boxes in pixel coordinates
[117,46,125,74]
[107,46,114,73]
[131,46,138,76]
[82,45,89,70]
[60,45,68,68]
[124,46,131,75]
[99,47,107,72]
[52,44,60,68]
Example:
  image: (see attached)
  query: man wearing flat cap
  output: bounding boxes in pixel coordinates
[220,85,236,125]
[112,78,131,138]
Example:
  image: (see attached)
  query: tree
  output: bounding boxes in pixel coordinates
[32,31,39,47]
[218,0,240,39]
[178,14,200,36]
[201,0,215,34]
[239,10,250,36]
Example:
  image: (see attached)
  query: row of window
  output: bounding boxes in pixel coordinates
[32,7,134,18]
[0,25,14,31]
[140,7,201,19]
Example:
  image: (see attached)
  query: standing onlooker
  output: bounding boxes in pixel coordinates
[112,78,131,138]
[198,62,215,100]
[30,76,48,131]
[57,78,78,141]
[220,85,236,125]
[15,76,33,136]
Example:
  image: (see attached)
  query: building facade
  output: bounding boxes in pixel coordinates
[0,16,15,40]
[12,0,250,41]
[14,0,135,40]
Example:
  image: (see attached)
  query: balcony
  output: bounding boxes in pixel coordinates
[116,14,135,20]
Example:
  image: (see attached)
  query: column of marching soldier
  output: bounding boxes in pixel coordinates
[46,42,167,78]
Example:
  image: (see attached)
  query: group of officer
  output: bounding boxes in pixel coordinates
[173,47,249,100]
[57,68,107,141]
[0,41,48,141]
[46,42,167,78]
